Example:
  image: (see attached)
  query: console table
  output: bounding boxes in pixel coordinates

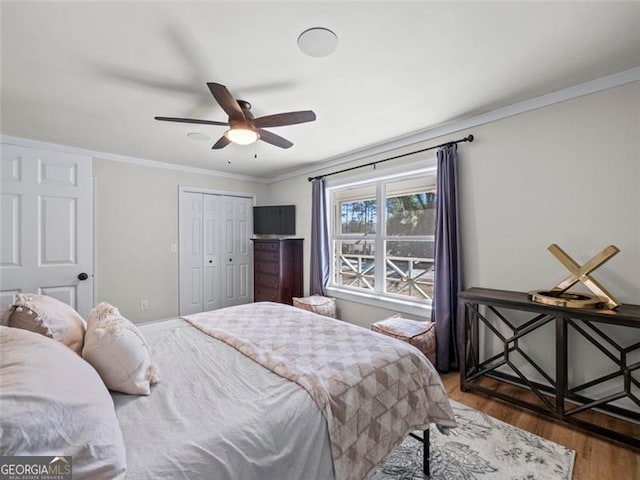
[459,287,640,448]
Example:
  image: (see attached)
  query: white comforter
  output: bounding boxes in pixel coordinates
[184,302,456,480]
[112,319,334,480]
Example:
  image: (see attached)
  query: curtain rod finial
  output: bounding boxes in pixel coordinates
[466,134,474,142]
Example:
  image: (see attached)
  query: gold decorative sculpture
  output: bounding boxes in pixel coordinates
[530,244,620,310]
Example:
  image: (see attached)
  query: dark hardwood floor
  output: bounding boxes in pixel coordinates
[440,372,639,480]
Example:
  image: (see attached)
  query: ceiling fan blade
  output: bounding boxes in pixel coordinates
[256,128,293,149]
[155,116,228,126]
[252,110,316,128]
[212,135,231,150]
[207,83,245,123]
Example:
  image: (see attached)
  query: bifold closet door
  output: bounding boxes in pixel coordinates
[179,192,221,315]
[179,192,251,315]
[221,195,252,308]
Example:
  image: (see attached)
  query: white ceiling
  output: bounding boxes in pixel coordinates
[2,1,639,180]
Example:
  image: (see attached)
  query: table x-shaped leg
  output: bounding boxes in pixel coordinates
[547,244,620,309]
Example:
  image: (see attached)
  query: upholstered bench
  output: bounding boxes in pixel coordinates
[292,295,337,318]
[372,316,436,366]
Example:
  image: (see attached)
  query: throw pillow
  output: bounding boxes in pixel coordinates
[83,302,159,395]
[8,293,86,354]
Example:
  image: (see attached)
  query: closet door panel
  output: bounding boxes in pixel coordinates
[179,192,203,315]
[202,194,221,311]
[221,196,253,308]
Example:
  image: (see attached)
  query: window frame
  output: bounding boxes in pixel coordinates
[325,159,437,316]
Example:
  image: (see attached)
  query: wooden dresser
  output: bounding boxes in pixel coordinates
[252,238,303,305]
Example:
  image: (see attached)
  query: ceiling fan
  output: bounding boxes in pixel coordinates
[155,82,316,150]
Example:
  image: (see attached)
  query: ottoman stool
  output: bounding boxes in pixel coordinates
[292,294,337,318]
[372,315,436,366]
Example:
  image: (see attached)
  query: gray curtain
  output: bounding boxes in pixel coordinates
[431,144,464,372]
[310,178,330,295]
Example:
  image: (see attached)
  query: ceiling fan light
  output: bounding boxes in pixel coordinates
[224,127,259,145]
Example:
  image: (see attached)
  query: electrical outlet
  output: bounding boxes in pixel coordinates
[140,300,148,311]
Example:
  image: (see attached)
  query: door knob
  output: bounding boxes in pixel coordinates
[78,272,89,281]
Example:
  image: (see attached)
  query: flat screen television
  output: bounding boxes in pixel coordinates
[253,205,296,235]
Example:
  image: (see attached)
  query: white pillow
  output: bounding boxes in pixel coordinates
[82,302,159,395]
[8,293,86,354]
[0,326,126,479]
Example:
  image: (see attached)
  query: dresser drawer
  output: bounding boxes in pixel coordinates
[254,241,279,252]
[255,261,279,275]
[254,250,279,262]
[255,286,280,302]
[255,272,280,289]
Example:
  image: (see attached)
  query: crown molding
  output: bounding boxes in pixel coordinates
[268,66,640,184]
[0,134,271,184]
[2,66,638,185]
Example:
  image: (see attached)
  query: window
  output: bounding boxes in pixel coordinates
[328,168,436,309]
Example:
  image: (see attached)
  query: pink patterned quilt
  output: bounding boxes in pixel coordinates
[183,302,456,480]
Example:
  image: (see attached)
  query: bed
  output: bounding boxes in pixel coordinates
[1,299,456,480]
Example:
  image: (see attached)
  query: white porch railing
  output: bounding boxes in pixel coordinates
[336,254,434,300]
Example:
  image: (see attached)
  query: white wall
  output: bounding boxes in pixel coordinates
[460,81,639,301]
[93,159,268,322]
[265,81,640,329]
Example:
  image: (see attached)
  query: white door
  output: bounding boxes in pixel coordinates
[179,192,205,315]
[221,195,252,308]
[202,194,221,312]
[0,143,93,316]
[179,191,251,315]
[179,192,222,315]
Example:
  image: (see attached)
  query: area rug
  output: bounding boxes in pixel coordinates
[370,400,575,480]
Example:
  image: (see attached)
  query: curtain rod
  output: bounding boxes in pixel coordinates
[307,134,474,182]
